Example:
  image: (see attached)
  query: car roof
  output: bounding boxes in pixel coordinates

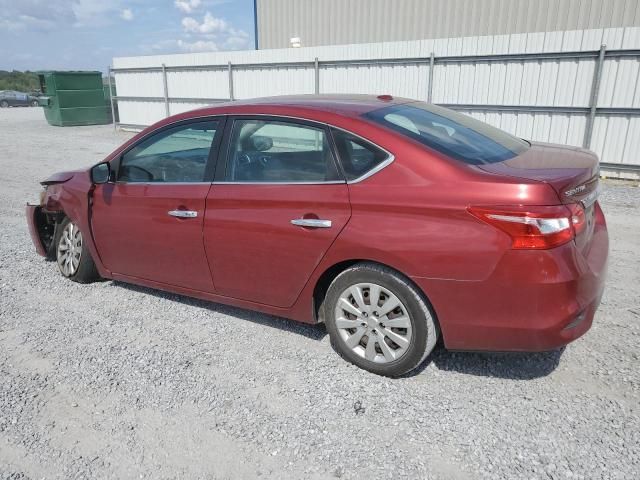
[187,94,413,119]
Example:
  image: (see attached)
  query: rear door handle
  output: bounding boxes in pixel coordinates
[168,210,198,218]
[291,218,332,228]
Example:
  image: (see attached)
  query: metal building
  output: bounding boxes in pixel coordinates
[256,0,640,49]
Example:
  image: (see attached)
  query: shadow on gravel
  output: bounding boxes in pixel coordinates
[114,281,328,341]
[418,347,566,380]
[113,282,564,378]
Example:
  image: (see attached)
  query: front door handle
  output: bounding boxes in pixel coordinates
[168,210,198,218]
[291,218,332,228]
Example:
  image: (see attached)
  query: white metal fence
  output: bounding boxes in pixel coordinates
[112,27,640,173]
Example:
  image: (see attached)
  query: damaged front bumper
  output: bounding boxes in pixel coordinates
[25,204,55,258]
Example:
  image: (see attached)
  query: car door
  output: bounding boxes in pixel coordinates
[91,117,224,292]
[14,91,28,106]
[203,116,351,307]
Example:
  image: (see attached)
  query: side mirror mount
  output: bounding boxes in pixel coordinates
[91,162,111,184]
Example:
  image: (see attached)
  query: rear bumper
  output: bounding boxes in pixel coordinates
[26,204,47,257]
[414,203,609,352]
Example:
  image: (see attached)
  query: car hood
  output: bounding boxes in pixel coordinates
[40,170,83,185]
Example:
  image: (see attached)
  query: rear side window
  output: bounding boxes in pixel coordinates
[225,119,341,183]
[331,129,389,181]
[365,102,528,165]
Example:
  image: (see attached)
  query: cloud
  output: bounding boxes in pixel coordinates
[182,12,228,34]
[181,16,199,32]
[223,33,250,50]
[174,0,201,14]
[72,0,125,27]
[0,1,76,31]
[0,0,131,30]
[179,11,250,50]
[121,8,133,21]
[177,39,218,53]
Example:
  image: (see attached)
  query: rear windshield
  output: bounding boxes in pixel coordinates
[364,102,529,165]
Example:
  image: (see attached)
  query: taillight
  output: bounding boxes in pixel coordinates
[567,203,586,235]
[468,205,582,249]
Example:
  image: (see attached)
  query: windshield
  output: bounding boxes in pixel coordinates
[365,102,529,165]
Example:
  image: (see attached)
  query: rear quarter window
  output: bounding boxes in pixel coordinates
[331,129,390,181]
[365,102,528,165]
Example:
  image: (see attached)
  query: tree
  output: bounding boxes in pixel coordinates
[0,71,40,92]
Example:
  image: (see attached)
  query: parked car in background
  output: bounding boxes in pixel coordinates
[0,90,40,107]
[25,95,608,377]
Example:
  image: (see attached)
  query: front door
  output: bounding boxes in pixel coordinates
[91,118,223,292]
[204,117,351,308]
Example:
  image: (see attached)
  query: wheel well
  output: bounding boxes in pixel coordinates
[36,209,66,260]
[313,260,361,323]
[312,260,441,339]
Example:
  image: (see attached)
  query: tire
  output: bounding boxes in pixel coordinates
[0,100,8,108]
[324,262,438,377]
[54,217,100,283]
[30,100,39,107]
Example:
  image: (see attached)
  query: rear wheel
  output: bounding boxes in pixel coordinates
[30,99,39,107]
[324,262,438,377]
[55,218,99,283]
[0,100,8,108]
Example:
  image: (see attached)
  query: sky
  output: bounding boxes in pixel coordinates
[0,0,256,73]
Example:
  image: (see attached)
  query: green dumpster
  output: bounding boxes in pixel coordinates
[37,71,111,126]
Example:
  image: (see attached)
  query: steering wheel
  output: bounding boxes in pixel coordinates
[122,164,154,182]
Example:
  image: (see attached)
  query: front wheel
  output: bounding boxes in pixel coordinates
[30,99,39,107]
[55,218,100,283]
[0,100,8,108]
[324,262,438,377]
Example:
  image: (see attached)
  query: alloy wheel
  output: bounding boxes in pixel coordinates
[334,282,413,363]
[57,222,83,277]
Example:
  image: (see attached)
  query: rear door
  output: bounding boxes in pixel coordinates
[91,118,224,292]
[203,116,351,307]
[14,91,29,106]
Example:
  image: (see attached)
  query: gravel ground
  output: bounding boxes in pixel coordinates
[1,108,639,480]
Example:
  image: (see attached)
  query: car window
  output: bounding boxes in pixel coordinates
[365,102,529,165]
[119,120,218,183]
[224,119,341,183]
[331,129,390,181]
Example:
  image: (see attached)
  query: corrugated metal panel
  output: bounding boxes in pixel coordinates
[320,64,430,100]
[234,66,315,99]
[117,100,166,127]
[166,70,228,99]
[113,26,640,165]
[256,0,640,49]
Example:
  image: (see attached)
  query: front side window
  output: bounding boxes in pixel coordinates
[119,120,218,183]
[365,102,529,165]
[331,129,390,181]
[225,119,341,182]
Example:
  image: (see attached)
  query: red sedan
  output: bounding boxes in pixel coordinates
[26,95,608,377]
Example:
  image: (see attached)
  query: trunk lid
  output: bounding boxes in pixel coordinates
[478,141,600,252]
[477,141,600,205]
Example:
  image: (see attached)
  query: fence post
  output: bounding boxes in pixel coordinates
[161,63,170,117]
[427,52,435,103]
[583,44,606,149]
[314,57,320,94]
[228,61,234,101]
[107,66,117,131]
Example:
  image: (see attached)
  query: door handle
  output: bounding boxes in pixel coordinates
[168,210,198,218]
[291,218,332,228]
